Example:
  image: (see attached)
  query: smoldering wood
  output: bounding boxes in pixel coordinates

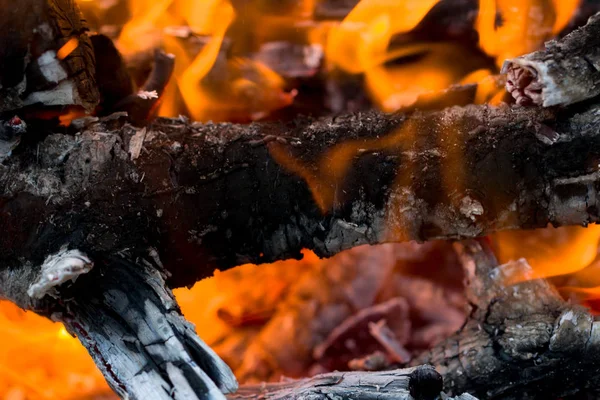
[504,11,600,107]
[2,103,600,289]
[228,366,478,400]
[0,0,99,113]
[414,240,600,399]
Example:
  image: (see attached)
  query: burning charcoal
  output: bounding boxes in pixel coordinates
[230,245,400,382]
[254,42,323,79]
[368,319,412,363]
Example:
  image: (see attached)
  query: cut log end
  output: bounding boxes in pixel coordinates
[502,11,600,108]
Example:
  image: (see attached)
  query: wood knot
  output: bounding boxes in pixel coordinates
[409,365,443,400]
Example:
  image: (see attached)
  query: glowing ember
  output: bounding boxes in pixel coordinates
[57,38,80,60]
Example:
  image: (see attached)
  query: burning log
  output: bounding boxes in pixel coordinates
[0,0,99,113]
[504,11,600,107]
[414,240,600,399]
[2,103,600,287]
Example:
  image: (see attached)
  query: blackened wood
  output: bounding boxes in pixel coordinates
[0,0,99,113]
[2,103,600,288]
[113,50,176,122]
[91,34,135,113]
[504,12,600,107]
[415,240,600,399]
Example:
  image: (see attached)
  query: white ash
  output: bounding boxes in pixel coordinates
[460,196,484,221]
[36,50,68,83]
[24,79,79,107]
[137,90,159,100]
[559,310,578,326]
[27,248,93,299]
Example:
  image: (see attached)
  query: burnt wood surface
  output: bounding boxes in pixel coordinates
[59,252,238,400]
[415,240,600,399]
[228,366,477,400]
[1,103,600,289]
[0,0,99,113]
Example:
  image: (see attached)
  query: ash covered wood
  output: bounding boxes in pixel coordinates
[229,365,478,400]
[58,252,238,400]
[504,11,600,107]
[2,103,600,287]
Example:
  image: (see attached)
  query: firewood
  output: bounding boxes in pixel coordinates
[0,0,99,113]
[1,103,600,288]
[228,365,479,400]
[7,250,239,400]
[504,11,600,107]
[415,240,600,399]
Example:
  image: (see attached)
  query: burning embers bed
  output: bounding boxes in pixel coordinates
[3,0,600,399]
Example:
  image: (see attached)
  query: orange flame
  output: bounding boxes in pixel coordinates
[116,0,295,122]
[476,0,581,67]
[493,225,600,284]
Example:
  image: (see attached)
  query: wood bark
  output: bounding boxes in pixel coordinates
[57,252,238,400]
[504,11,600,107]
[0,0,99,113]
[2,103,600,288]
[415,240,600,399]
[228,366,478,400]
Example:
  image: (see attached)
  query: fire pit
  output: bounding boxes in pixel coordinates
[2,0,600,399]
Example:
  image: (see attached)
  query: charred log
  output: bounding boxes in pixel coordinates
[504,12,600,107]
[228,366,478,400]
[2,103,600,288]
[415,240,600,399]
[0,249,238,400]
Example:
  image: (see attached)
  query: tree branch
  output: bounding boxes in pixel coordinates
[2,102,600,287]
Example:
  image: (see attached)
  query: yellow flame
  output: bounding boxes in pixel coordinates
[175,0,235,120]
[493,225,600,284]
[326,0,439,73]
[476,0,580,66]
